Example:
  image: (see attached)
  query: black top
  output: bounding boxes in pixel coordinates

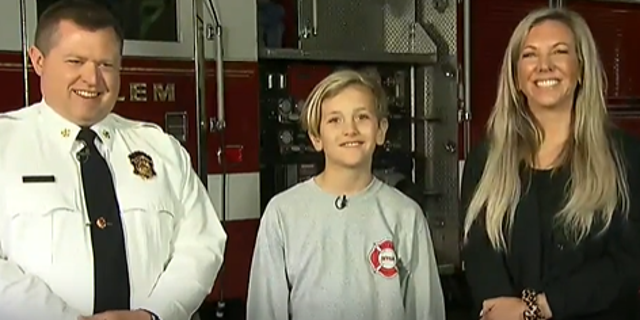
[461,130,640,320]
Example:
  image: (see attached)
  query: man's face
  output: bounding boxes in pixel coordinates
[29,20,122,126]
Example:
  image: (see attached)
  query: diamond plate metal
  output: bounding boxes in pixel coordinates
[419,0,459,55]
[418,59,462,271]
[383,1,433,54]
[383,0,458,55]
[298,0,391,52]
[297,0,445,57]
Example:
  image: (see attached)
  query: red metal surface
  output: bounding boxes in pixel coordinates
[613,118,640,138]
[568,1,640,137]
[207,219,260,302]
[115,59,199,166]
[468,0,549,151]
[569,1,640,100]
[223,145,245,164]
[206,62,260,175]
[0,53,36,111]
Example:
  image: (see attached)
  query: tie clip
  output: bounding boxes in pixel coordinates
[85,217,112,229]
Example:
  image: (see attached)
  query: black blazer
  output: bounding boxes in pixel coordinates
[460,130,640,320]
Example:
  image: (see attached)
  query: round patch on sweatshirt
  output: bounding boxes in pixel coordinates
[369,240,398,278]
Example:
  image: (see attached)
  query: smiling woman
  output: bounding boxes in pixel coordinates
[461,7,640,320]
[517,19,580,121]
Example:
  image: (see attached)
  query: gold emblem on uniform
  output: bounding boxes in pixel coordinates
[101,130,111,139]
[128,151,156,180]
[96,217,108,229]
[61,129,71,138]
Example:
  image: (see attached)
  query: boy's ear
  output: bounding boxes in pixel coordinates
[376,118,389,146]
[309,133,323,151]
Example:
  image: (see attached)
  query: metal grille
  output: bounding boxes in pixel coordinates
[298,0,447,57]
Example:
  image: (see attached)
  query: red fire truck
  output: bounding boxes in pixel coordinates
[0,0,638,317]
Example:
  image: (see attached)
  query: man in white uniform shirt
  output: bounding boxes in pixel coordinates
[0,1,227,320]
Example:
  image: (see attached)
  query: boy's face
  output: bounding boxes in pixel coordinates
[310,85,388,169]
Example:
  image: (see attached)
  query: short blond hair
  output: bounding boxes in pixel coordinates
[300,69,388,137]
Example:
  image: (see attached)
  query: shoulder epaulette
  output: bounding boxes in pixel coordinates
[0,107,33,122]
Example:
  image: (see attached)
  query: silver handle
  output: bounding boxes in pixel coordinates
[311,0,318,36]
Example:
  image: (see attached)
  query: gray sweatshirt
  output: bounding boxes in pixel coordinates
[246,178,446,320]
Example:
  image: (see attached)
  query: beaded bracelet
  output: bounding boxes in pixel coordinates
[521,289,543,320]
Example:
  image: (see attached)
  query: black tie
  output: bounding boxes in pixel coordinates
[76,127,131,313]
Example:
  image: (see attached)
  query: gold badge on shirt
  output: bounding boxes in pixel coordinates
[128,151,156,180]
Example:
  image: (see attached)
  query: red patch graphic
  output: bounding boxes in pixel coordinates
[369,240,398,278]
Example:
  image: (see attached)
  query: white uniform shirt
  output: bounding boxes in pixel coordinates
[0,102,227,320]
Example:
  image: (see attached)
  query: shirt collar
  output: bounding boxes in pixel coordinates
[36,100,116,153]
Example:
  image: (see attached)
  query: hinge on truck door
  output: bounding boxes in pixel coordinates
[210,118,226,133]
[206,24,216,40]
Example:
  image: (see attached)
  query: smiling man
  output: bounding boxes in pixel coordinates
[0,1,227,320]
[30,5,121,127]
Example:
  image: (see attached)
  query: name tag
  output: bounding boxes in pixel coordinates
[22,175,56,183]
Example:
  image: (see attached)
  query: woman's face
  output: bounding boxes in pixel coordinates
[517,20,580,112]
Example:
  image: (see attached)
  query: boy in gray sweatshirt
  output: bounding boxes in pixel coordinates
[246,69,446,320]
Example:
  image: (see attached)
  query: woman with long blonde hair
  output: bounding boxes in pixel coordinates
[461,8,640,320]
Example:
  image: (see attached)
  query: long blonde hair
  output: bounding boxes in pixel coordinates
[463,8,629,250]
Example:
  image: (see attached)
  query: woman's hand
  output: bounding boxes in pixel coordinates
[536,293,553,319]
[481,297,527,320]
